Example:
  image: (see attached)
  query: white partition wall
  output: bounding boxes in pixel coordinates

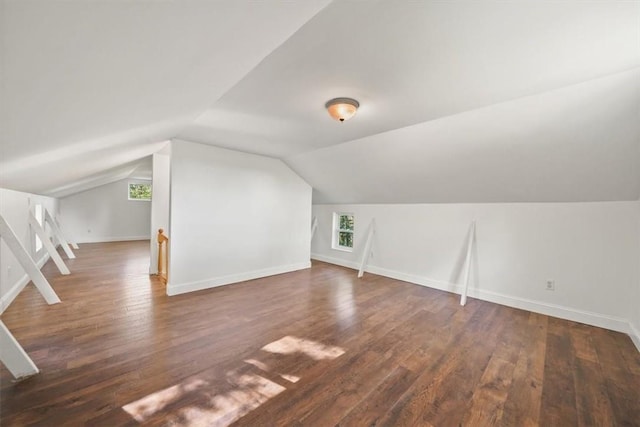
[150,150,171,275]
[0,188,58,312]
[168,140,312,295]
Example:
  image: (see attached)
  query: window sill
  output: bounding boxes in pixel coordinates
[331,246,353,253]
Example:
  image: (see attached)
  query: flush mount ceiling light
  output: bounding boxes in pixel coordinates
[325,97,360,122]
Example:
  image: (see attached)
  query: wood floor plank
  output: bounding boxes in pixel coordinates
[375,303,502,426]
[590,327,640,426]
[539,319,579,426]
[569,323,599,364]
[296,310,445,426]
[336,366,418,427]
[1,241,639,426]
[573,357,615,427]
[500,313,548,427]
[461,356,517,426]
[460,307,529,426]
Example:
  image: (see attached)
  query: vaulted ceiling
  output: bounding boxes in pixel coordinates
[1,0,639,202]
[0,0,330,195]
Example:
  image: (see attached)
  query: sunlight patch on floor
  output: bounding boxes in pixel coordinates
[177,373,285,427]
[244,358,300,383]
[261,336,345,360]
[280,373,300,383]
[122,373,284,426]
[123,378,208,422]
[122,336,344,425]
[244,358,269,371]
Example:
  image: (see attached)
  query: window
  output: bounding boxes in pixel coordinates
[332,212,354,251]
[128,182,152,201]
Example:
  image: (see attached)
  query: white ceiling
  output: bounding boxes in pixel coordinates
[0,0,330,194]
[1,0,639,203]
[288,69,640,203]
[47,156,153,199]
[181,1,640,157]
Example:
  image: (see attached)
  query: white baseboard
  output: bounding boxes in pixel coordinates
[167,261,312,296]
[76,235,150,243]
[311,253,360,270]
[311,253,632,336]
[629,322,640,352]
[0,254,51,314]
[469,287,630,334]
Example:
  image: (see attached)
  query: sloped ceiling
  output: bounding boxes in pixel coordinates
[46,156,153,199]
[288,69,640,203]
[1,0,639,203]
[182,1,640,158]
[0,0,330,195]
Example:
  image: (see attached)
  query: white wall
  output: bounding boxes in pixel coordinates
[168,140,312,295]
[0,188,58,312]
[59,179,151,243]
[150,151,171,274]
[632,200,640,350]
[312,202,639,334]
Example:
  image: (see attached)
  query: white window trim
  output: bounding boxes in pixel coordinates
[332,212,354,252]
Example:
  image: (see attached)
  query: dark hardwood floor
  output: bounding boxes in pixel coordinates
[1,241,639,426]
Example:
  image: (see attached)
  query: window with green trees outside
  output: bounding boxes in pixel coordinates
[333,212,354,251]
[128,182,152,201]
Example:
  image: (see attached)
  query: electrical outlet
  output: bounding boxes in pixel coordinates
[545,280,555,291]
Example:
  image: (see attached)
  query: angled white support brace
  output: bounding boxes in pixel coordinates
[28,212,70,275]
[310,216,318,241]
[54,217,79,249]
[44,209,75,259]
[0,320,39,379]
[358,219,376,278]
[0,215,60,305]
[460,221,476,306]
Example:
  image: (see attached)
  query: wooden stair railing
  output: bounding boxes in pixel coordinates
[157,228,169,284]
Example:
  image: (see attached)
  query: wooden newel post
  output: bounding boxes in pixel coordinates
[157,229,169,283]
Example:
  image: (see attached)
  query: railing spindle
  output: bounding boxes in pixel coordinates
[157,228,169,283]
